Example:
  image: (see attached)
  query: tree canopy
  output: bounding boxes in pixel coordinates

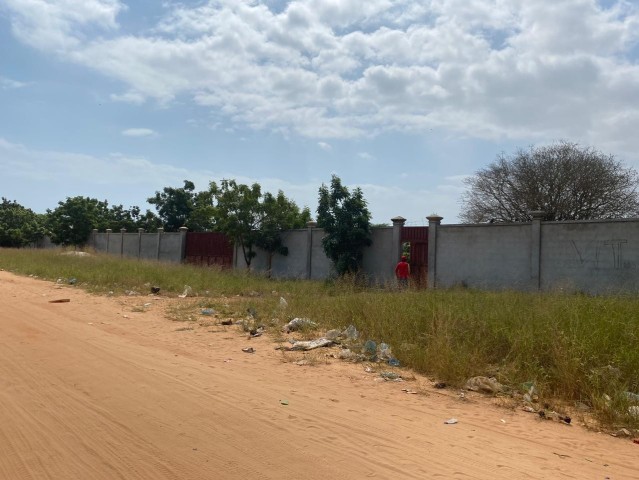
[147,180,212,232]
[317,175,372,276]
[0,198,46,248]
[460,141,639,223]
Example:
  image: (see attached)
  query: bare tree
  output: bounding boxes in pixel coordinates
[459,141,639,223]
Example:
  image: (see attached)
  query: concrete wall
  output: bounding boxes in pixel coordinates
[236,225,400,284]
[428,215,639,294]
[91,228,187,263]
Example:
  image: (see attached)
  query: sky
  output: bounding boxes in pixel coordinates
[1,0,638,225]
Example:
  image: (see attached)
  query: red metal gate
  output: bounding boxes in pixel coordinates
[401,226,428,287]
[185,232,233,268]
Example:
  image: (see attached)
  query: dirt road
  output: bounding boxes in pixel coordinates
[0,271,637,479]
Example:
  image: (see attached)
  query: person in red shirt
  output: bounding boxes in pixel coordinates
[395,255,410,289]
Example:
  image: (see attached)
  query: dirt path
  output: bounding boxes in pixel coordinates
[0,271,637,479]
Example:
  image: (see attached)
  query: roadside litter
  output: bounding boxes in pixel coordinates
[201,308,215,316]
[178,285,193,298]
[277,338,334,351]
[380,371,402,381]
[242,347,255,354]
[282,317,317,333]
[444,418,458,424]
[150,286,161,294]
[49,299,70,303]
[279,297,288,309]
[465,376,504,394]
[221,319,234,326]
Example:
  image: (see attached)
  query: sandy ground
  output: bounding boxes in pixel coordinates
[0,271,638,479]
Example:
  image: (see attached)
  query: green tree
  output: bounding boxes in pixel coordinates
[317,175,372,276]
[256,191,311,273]
[0,198,46,247]
[47,196,111,246]
[148,180,213,232]
[209,179,263,268]
[460,141,639,223]
[105,205,161,232]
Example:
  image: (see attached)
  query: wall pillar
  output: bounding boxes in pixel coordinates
[106,229,112,254]
[427,215,443,289]
[137,228,144,260]
[391,216,406,263]
[91,229,98,250]
[156,227,164,261]
[530,210,544,291]
[179,226,188,263]
[306,221,317,280]
[120,228,126,257]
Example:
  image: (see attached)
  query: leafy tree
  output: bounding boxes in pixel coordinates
[256,191,311,273]
[47,196,111,246]
[209,179,263,268]
[148,180,212,232]
[106,205,161,232]
[460,141,639,223]
[317,175,372,276]
[0,198,46,247]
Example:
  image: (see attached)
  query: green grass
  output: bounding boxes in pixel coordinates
[2,248,638,430]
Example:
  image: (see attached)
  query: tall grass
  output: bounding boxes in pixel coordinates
[2,248,638,428]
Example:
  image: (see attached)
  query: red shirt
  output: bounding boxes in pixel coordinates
[395,261,410,279]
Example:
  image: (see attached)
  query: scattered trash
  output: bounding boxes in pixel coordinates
[633,439,639,445]
[295,359,309,366]
[125,290,139,296]
[522,406,536,413]
[178,285,193,298]
[278,338,334,351]
[325,329,341,341]
[280,399,289,406]
[401,388,417,394]
[363,340,377,358]
[380,371,402,381]
[242,347,255,354]
[282,317,317,333]
[221,319,233,326]
[279,297,288,308]
[612,428,631,437]
[500,419,506,424]
[378,342,392,360]
[143,302,152,307]
[249,326,264,337]
[444,418,458,424]
[624,391,639,403]
[465,376,504,394]
[247,307,258,318]
[628,406,639,417]
[342,324,359,341]
[538,410,571,424]
[151,286,161,294]
[434,382,447,389]
[201,308,215,316]
[49,299,70,303]
[68,278,77,285]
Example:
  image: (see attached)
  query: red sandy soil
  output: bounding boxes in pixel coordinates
[0,270,637,479]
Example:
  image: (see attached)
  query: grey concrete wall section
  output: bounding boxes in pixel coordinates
[122,234,139,257]
[540,220,639,294]
[435,223,532,290]
[271,230,309,278]
[159,233,183,263]
[139,234,158,260]
[94,234,108,252]
[310,229,332,280]
[107,233,123,255]
[361,227,395,285]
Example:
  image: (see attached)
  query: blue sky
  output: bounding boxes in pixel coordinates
[1,0,638,224]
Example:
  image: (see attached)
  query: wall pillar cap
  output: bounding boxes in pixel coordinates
[306,221,317,228]
[138,228,145,233]
[157,227,164,233]
[106,228,113,233]
[530,210,545,219]
[391,216,406,226]
[426,214,443,224]
[179,226,188,232]
[120,228,127,233]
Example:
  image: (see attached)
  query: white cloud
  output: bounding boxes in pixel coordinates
[0,75,29,89]
[121,128,157,137]
[358,152,375,160]
[2,0,639,154]
[317,141,332,151]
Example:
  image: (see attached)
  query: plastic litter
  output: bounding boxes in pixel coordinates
[342,324,359,340]
[363,340,377,359]
[387,358,401,367]
[242,347,255,354]
[49,299,71,303]
[465,376,504,394]
[279,297,288,308]
[151,286,161,294]
[201,308,215,315]
[444,418,458,424]
[624,391,639,402]
[278,338,334,351]
[68,278,77,285]
[380,371,402,381]
[280,399,289,405]
[282,317,317,333]
[221,319,233,326]
[178,285,193,298]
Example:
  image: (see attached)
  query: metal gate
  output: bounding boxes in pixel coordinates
[185,232,233,268]
[401,226,428,287]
